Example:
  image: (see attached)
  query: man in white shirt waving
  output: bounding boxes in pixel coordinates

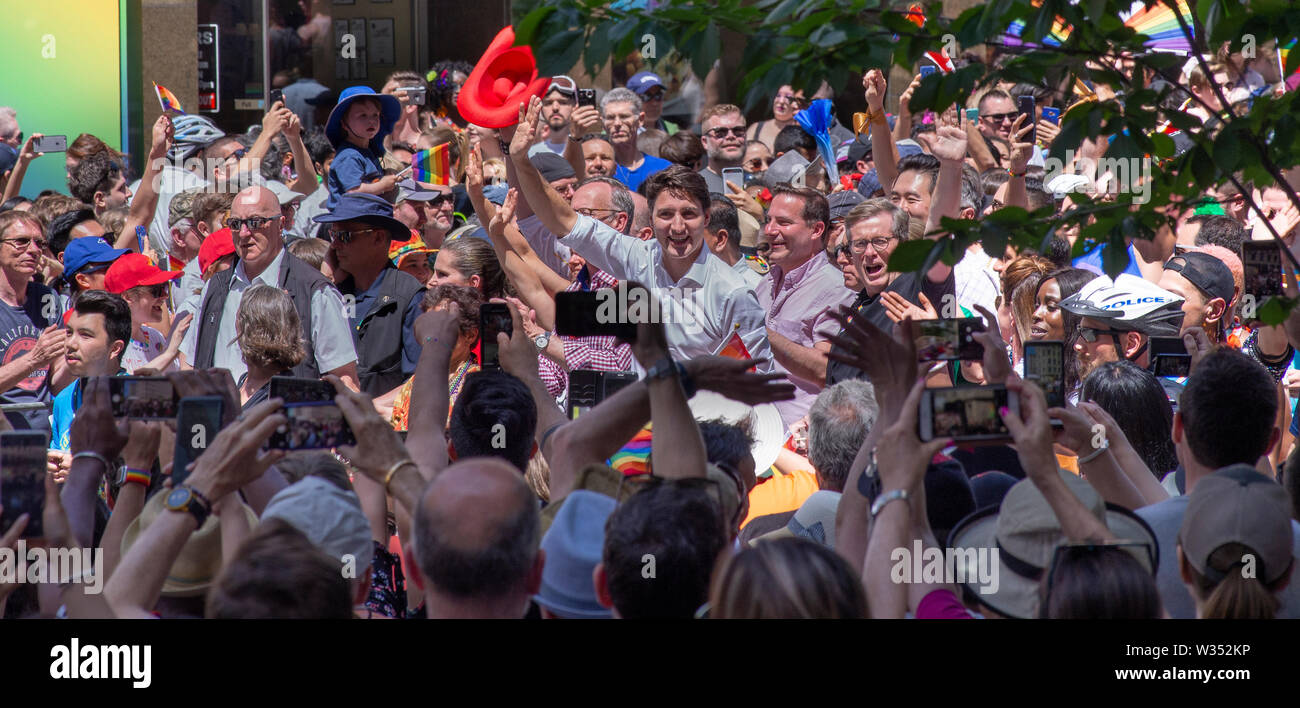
[507,96,771,369]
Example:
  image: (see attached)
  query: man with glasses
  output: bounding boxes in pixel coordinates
[529,76,578,157]
[977,90,1019,145]
[697,105,748,196]
[182,185,359,390]
[627,71,679,135]
[314,193,424,396]
[0,211,71,431]
[1058,273,1186,386]
[600,88,672,191]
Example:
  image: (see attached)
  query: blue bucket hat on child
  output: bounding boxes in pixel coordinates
[325,86,402,153]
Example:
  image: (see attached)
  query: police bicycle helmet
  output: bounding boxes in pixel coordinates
[1059,273,1185,339]
[170,114,227,162]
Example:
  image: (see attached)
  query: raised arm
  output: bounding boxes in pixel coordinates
[922,119,965,285]
[115,115,173,252]
[563,105,602,179]
[281,112,318,196]
[1003,114,1033,210]
[401,307,459,479]
[864,70,900,192]
[508,96,579,237]
[63,377,130,549]
[1,135,43,204]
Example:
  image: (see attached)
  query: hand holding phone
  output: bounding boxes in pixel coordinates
[919,385,1016,443]
[32,135,67,154]
[0,432,50,538]
[721,167,744,192]
[172,396,224,486]
[916,318,986,362]
[577,89,596,108]
[1024,341,1066,408]
[480,302,514,369]
[269,89,284,107]
[109,377,179,419]
[554,290,637,342]
[266,402,356,450]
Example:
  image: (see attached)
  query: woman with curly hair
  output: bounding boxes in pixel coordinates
[425,60,474,127]
[383,284,483,430]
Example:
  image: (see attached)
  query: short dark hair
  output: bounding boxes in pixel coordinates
[47,208,97,257]
[206,519,353,619]
[413,470,539,598]
[773,125,815,156]
[71,290,132,365]
[448,370,538,471]
[286,237,329,270]
[698,418,754,477]
[1180,349,1278,469]
[303,127,335,167]
[643,164,710,213]
[658,131,706,167]
[1194,215,1248,257]
[602,481,726,618]
[1081,361,1178,476]
[707,197,740,248]
[895,153,941,195]
[68,151,123,204]
[768,184,830,233]
[1040,545,1161,619]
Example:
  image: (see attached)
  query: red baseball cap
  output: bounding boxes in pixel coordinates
[199,227,236,274]
[104,253,182,294]
[456,25,551,129]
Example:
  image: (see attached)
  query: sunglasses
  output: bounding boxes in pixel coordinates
[226,215,282,232]
[325,227,386,244]
[706,126,746,139]
[1,236,48,251]
[745,157,774,169]
[1075,326,1126,343]
[775,93,804,106]
[642,90,665,101]
[981,112,1018,123]
[141,283,170,298]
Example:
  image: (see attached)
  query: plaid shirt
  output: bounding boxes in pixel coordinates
[537,268,633,397]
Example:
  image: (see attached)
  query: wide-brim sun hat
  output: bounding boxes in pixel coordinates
[325,86,402,152]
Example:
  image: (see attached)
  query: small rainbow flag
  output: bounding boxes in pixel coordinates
[608,425,653,476]
[716,330,756,372]
[411,143,451,185]
[153,83,185,114]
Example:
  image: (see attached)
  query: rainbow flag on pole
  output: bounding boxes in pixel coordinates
[715,329,756,371]
[153,83,185,114]
[411,144,451,185]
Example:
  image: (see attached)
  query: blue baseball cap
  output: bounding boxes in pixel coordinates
[63,238,128,283]
[627,71,666,96]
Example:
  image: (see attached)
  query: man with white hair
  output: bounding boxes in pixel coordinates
[180,185,359,389]
[600,88,672,191]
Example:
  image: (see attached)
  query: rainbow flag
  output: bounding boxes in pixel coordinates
[1280,39,1299,77]
[608,425,653,476]
[716,330,756,372]
[411,144,451,185]
[1120,0,1193,54]
[153,83,185,114]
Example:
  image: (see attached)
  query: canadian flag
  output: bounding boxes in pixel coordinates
[925,50,954,74]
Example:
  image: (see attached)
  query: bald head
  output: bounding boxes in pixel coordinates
[230,185,285,277]
[234,185,279,213]
[413,459,540,602]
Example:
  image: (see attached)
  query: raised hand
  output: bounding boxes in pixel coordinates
[185,397,286,501]
[880,291,938,323]
[465,147,484,190]
[863,69,887,115]
[898,74,924,117]
[1007,113,1035,174]
[328,375,415,479]
[875,376,951,494]
[509,95,543,157]
[1000,374,1058,481]
[489,188,518,240]
[972,303,1011,385]
[930,124,968,164]
[683,355,796,406]
[569,105,602,139]
[413,302,462,351]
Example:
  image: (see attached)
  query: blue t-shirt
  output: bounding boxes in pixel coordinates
[49,369,126,452]
[326,144,383,211]
[1071,241,1144,279]
[614,153,672,192]
[0,282,65,432]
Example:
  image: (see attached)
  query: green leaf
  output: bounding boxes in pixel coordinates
[886,239,937,273]
[1256,296,1298,327]
[1212,128,1241,172]
[514,6,555,46]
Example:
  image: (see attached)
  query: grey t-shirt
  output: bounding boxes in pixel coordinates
[0,282,64,431]
[1137,494,1300,618]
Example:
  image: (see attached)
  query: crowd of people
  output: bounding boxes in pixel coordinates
[2,30,1300,621]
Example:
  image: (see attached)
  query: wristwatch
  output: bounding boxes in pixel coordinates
[164,486,212,527]
[645,357,697,398]
[533,331,551,350]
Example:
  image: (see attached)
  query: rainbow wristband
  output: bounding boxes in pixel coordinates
[122,468,152,487]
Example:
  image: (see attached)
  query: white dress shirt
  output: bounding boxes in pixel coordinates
[563,214,771,368]
[180,247,357,381]
[518,214,573,280]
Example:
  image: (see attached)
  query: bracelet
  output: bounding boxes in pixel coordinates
[870,488,910,519]
[1077,439,1110,464]
[122,467,152,487]
[71,451,113,474]
[1008,167,1028,178]
[383,459,416,490]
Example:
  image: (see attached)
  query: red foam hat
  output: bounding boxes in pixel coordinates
[199,227,236,274]
[456,25,551,129]
[104,253,182,294]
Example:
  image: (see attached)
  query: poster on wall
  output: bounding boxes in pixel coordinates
[369,19,395,65]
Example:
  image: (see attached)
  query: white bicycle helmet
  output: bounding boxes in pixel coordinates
[1059,273,1185,337]
[170,115,226,162]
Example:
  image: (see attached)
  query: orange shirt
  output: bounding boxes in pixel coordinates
[742,469,820,529]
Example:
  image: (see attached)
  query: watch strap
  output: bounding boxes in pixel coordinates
[870,488,910,519]
[167,486,213,527]
[118,466,152,487]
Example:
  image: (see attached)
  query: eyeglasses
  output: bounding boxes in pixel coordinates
[745,157,774,170]
[576,207,618,218]
[774,93,804,107]
[642,90,665,102]
[227,215,282,232]
[981,112,1018,123]
[1075,326,1126,343]
[1,236,48,251]
[848,236,897,254]
[325,227,385,244]
[706,126,746,139]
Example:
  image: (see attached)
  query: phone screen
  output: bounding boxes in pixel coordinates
[554,290,637,342]
[1242,241,1284,301]
[916,318,985,361]
[269,89,283,107]
[1024,341,1065,408]
[920,66,936,78]
[1149,336,1191,378]
[921,386,1015,442]
[172,396,224,487]
[1041,107,1060,125]
[269,376,336,404]
[110,377,178,419]
[266,403,356,450]
[479,303,513,369]
[1,432,50,538]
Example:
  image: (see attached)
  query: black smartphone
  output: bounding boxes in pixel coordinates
[0,431,50,538]
[577,89,596,108]
[1242,241,1284,302]
[33,135,67,153]
[1017,94,1036,144]
[554,290,638,342]
[918,385,1017,443]
[269,89,284,107]
[269,376,336,404]
[479,302,513,370]
[1024,340,1066,408]
[172,396,224,487]
[1149,336,1191,378]
[108,376,178,419]
[567,369,639,419]
[266,402,356,451]
[916,318,986,362]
